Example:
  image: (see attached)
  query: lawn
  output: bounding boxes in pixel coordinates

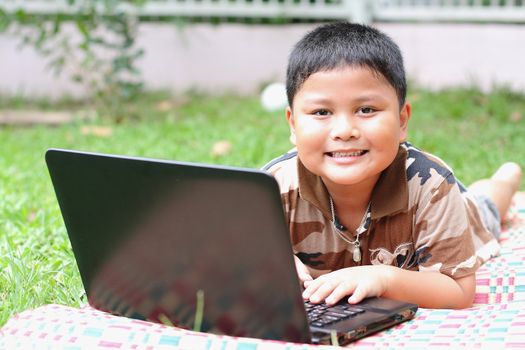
[1,87,524,327]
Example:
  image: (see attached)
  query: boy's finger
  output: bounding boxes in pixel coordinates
[347,285,366,304]
[302,279,323,300]
[325,282,356,306]
[294,256,312,278]
[299,271,313,284]
[308,281,337,304]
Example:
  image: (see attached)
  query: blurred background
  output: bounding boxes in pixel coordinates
[1,0,525,100]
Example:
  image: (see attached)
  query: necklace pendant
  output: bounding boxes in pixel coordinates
[353,245,362,263]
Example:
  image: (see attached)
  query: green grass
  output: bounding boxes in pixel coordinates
[1,87,524,327]
[408,86,525,185]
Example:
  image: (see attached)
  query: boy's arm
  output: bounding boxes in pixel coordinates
[302,265,476,309]
[382,266,475,309]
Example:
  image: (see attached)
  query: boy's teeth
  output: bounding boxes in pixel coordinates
[332,150,365,157]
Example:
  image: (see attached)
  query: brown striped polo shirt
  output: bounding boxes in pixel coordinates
[263,142,500,279]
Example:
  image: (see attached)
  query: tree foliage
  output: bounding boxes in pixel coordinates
[0,1,147,117]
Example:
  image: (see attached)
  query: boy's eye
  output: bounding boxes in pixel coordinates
[313,109,330,116]
[357,106,376,115]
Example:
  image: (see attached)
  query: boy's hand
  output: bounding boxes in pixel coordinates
[302,265,393,305]
[294,255,313,285]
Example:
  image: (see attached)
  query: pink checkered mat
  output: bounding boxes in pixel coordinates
[2,197,525,349]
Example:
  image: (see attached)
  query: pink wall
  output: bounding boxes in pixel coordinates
[1,23,524,98]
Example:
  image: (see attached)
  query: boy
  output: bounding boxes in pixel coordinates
[263,22,522,309]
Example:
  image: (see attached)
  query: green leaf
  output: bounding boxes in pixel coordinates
[35,26,47,49]
[78,40,89,51]
[14,9,28,23]
[72,74,84,83]
[75,19,90,39]
[52,14,66,35]
[0,9,12,32]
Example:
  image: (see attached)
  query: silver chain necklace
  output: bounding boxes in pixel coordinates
[329,197,370,263]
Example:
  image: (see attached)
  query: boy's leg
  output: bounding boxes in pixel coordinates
[468,162,522,222]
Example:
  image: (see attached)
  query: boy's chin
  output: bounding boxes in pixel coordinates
[320,171,382,188]
[321,174,368,186]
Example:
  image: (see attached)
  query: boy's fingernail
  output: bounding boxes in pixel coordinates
[304,280,312,287]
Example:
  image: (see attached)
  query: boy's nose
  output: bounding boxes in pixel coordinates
[329,115,360,141]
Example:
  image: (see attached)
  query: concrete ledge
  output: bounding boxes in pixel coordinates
[0,110,94,125]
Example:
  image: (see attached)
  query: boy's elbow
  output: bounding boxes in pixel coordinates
[455,293,474,309]
[453,274,476,309]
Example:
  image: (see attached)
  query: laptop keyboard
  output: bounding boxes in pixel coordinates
[305,301,365,328]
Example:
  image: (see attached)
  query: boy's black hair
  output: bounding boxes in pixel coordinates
[286,22,407,108]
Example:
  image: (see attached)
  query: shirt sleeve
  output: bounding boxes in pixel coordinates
[413,173,480,278]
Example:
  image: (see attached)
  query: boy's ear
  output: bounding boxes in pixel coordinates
[399,102,411,142]
[286,106,297,145]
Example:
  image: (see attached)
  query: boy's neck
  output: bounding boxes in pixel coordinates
[323,174,380,224]
[329,186,371,212]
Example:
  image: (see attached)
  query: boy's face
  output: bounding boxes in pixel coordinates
[286,66,410,192]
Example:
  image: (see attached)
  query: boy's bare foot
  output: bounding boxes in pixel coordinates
[469,162,522,221]
[491,162,522,193]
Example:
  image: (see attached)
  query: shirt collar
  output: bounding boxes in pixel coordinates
[297,145,409,221]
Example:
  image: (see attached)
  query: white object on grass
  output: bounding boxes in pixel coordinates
[260,82,288,112]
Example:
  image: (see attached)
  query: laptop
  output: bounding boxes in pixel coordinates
[45,148,418,346]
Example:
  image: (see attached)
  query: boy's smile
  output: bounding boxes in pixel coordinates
[287,66,410,194]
